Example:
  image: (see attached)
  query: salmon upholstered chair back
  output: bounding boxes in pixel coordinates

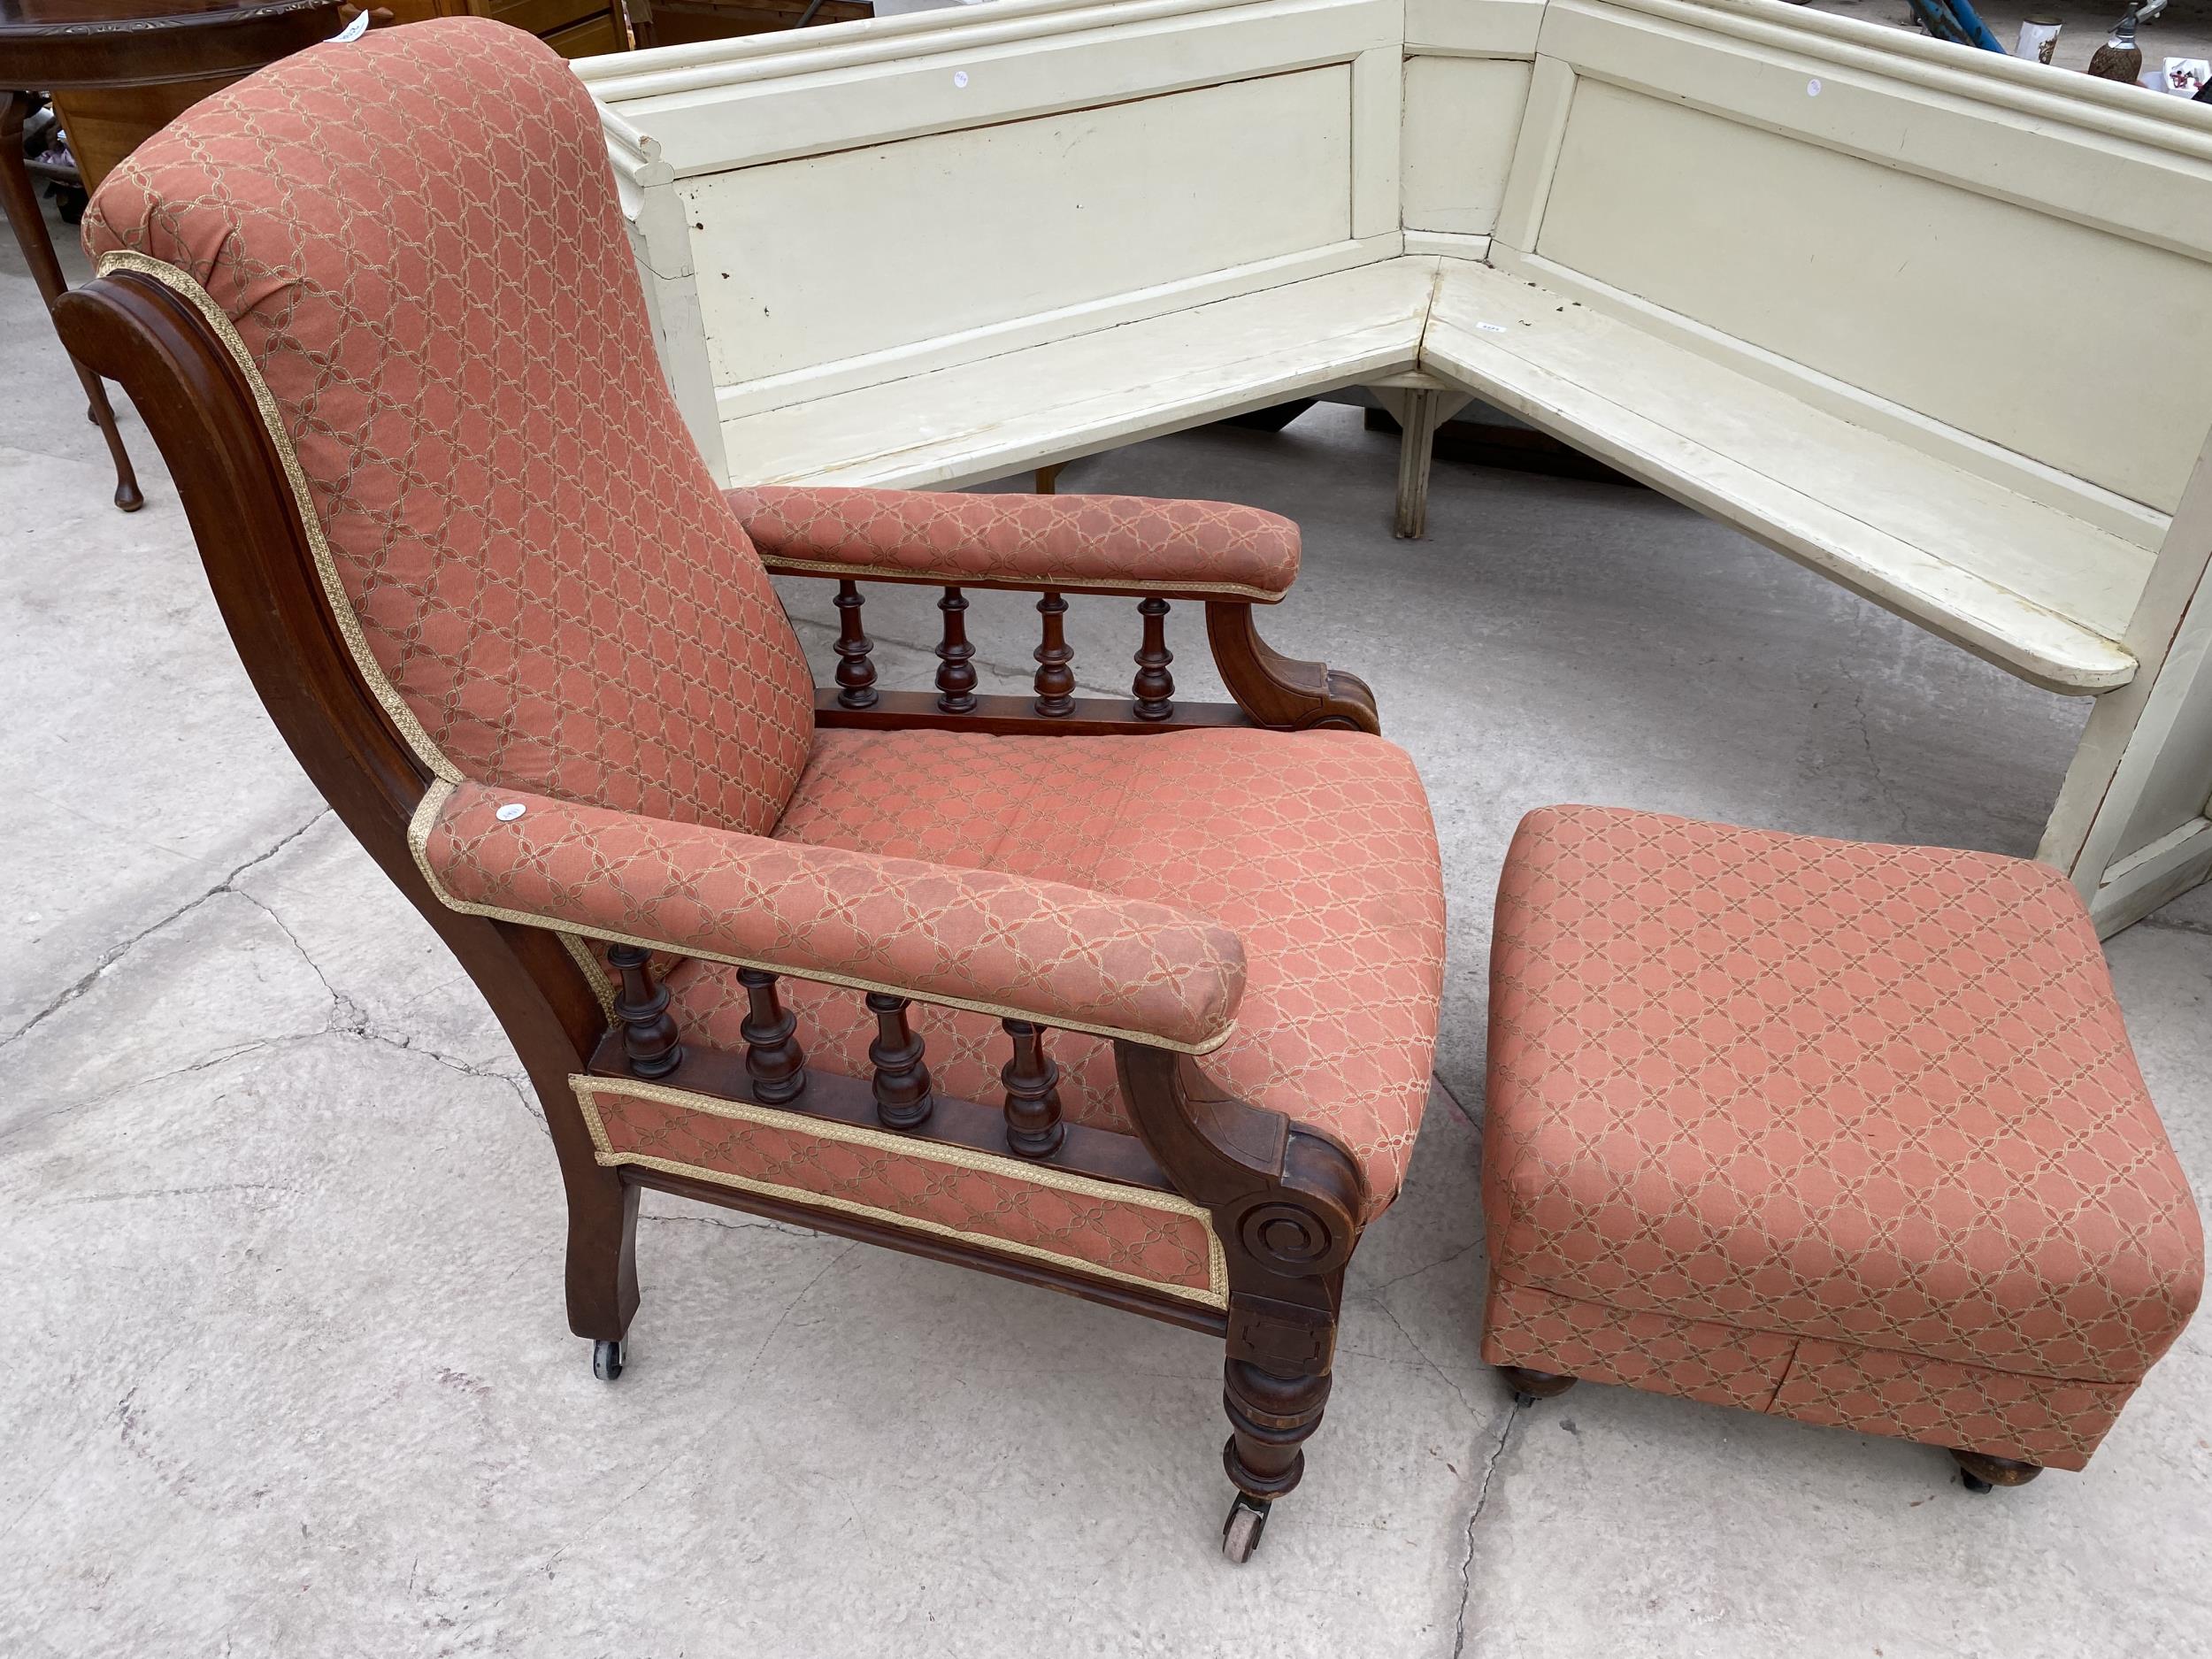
[82,20,816,835]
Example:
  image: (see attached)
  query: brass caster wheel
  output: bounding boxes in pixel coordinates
[1951,1448,2040,1494]
[1221,1494,1271,1563]
[592,1338,626,1382]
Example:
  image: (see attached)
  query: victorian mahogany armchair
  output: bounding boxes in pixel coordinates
[57,19,1444,1560]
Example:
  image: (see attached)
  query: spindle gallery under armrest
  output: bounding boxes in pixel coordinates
[785,566,1382,737]
[584,1025,1173,1192]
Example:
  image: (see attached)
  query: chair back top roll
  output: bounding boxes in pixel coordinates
[84,19,816,836]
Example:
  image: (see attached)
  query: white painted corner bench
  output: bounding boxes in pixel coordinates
[577,0,2212,936]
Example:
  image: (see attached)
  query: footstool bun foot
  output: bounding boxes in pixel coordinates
[1498,1365,1578,1408]
[1951,1448,2044,1493]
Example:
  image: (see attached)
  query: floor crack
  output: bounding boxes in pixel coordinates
[0,807,330,1056]
[1432,1069,1481,1130]
[1365,1240,1480,1296]
[641,1210,817,1239]
[1373,1293,1481,1417]
[227,867,543,1131]
[1452,1409,1518,1659]
[338,1022,541,1130]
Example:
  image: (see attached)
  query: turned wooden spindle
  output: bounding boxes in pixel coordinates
[866,992,934,1129]
[607,943,683,1079]
[1033,592,1076,717]
[999,1018,1065,1157]
[1133,595,1175,720]
[935,586,979,713]
[832,580,879,709]
[737,967,807,1105]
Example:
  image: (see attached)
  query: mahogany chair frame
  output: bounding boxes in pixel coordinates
[57,264,1402,1561]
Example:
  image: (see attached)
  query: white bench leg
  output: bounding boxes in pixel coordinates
[2045,661,2212,939]
[2043,438,2212,936]
[1370,386,1471,541]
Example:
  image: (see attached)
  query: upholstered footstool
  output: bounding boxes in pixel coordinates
[1479,806,2204,1489]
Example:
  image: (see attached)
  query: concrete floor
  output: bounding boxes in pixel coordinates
[4,207,2209,1658]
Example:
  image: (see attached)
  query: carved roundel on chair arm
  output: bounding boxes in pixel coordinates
[1222,1128,1364,1280]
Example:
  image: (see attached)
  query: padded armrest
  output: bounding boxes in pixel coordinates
[726,485,1300,602]
[411,779,1246,1053]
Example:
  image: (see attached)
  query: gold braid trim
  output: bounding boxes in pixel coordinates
[757,555,1287,604]
[96,250,462,788]
[558,931,618,1019]
[572,1075,1227,1309]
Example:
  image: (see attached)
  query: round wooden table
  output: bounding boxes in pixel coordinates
[0,0,351,509]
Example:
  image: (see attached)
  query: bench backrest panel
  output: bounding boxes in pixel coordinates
[586,0,1411,442]
[1401,56,1530,238]
[1399,0,1546,242]
[684,65,1353,388]
[1534,79,2212,514]
[1499,0,2212,520]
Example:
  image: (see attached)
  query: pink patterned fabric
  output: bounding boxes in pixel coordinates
[1771,1339,2131,1471]
[664,725,1445,1217]
[726,487,1300,598]
[82,21,815,834]
[583,1086,1219,1298]
[1482,1278,2131,1469]
[419,778,1248,1048]
[1482,804,2203,1466]
[1481,1275,1793,1414]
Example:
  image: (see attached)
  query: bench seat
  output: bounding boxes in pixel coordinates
[1423,260,2154,695]
[718,257,1437,493]
[717,250,2152,695]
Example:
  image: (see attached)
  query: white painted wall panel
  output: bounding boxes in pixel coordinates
[1533,78,2212,511]
[1400,55,1529,235]
[685,65,1354,389]
[1402,0,1544,54]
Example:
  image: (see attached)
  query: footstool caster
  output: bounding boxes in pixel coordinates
[1952,1449,2042,1494]
[1221,1494,1271,1563]
[592,1338,626,1382]
[1499,1365,1577,1408]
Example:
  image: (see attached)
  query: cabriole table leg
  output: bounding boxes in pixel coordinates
[0,89,142,511]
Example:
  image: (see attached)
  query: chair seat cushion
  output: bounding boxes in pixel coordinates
[664,726,1445,1217]
[1483,805,2202,1388]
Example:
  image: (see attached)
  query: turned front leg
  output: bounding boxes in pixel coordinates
[1223,1357,1333,1505]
